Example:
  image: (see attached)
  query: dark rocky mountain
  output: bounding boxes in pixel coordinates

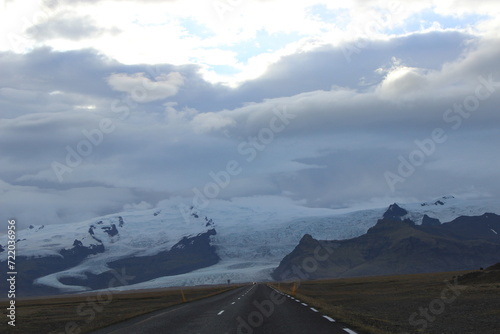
[0,213,219,296]
[421,214,441,226]
[58,229,219,291]
[383,203,408,220]
[272,205,500,281]
[420,196,455,206]
[2,236,107,296]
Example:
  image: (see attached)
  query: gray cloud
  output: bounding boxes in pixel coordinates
[1,30,499,228]
[232,31,473,102]
[41,0,179,9]
[26,13,117,41]
[107,72,185,102]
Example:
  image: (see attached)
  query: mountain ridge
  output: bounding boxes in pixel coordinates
[272,204,500,281]
[1,195,499,295]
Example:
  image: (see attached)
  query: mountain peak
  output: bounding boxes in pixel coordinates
[421,214,441,226]
[275,211,500,281]
[296,233,319,249]
[368,217,415,234]
[383,203,408,220]
[300,234,314,242]
[420,195,455,207]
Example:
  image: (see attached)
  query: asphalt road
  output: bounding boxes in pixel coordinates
[91,284,358,334]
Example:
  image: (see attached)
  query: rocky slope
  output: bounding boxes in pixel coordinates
[0,207,218,296]
[272,204,500,281]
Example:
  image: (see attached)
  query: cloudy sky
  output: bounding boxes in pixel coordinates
[1,0,499,228]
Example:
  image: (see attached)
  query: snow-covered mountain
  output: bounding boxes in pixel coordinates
[273,200,500,280]
[1,195,498,295]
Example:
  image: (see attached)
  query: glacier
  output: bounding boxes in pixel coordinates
[1,195,499,294]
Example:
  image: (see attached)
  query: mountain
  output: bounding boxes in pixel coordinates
[1,195,499,296]
[0,206,218,296]
[383,203,408,220]
[272,205,500,281]
[58,228,219,291]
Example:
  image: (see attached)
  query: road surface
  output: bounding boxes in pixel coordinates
[91,284,358,334]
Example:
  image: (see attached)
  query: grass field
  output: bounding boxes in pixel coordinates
[2,270,499,334]
[272,270,500,334]
[0,285,238,334]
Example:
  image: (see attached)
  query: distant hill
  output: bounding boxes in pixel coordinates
[272,204,500,281]
[457,262,500,284]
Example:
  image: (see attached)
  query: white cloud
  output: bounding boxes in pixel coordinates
[107,72,184,102]
[2,0,498,85]
[192,111,235,133]
[0,181,137,228]
[123,201,153,211]
[378,66,429,100]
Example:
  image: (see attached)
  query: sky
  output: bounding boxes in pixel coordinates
[1,0,500,228]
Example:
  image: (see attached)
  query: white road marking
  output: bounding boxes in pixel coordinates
[323,315,336,322]
[301,303,308,306]
[343,328,358,334]
[231,302,235,305]
[310,307,318,312]
[218,310,225,315]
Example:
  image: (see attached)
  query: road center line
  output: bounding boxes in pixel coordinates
[217,310,225,315]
